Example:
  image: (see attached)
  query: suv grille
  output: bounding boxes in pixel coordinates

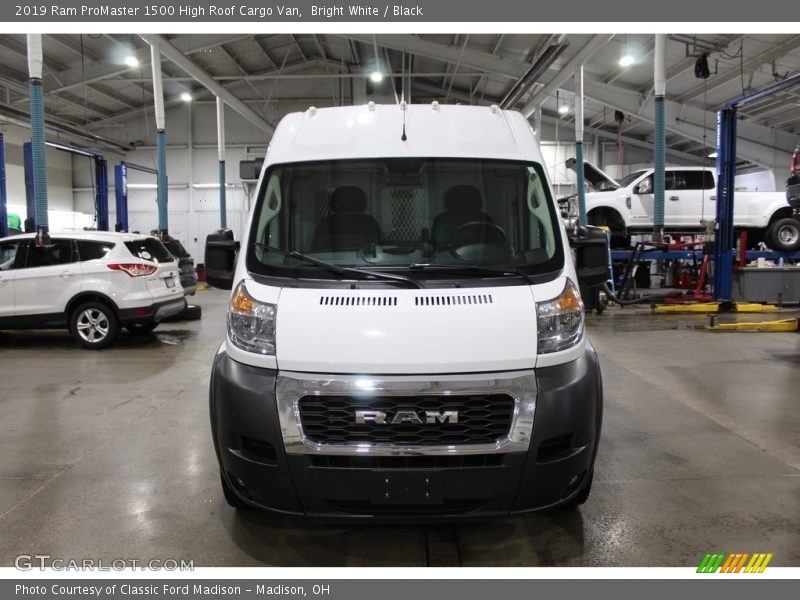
[298,394,515,446]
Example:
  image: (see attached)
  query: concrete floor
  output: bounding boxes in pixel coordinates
[0,288,798,567]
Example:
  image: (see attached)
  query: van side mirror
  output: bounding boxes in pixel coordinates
[568,226,610,289]
[205,229,239,290]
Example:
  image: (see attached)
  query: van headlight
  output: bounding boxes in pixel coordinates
[537,279,584,353]
[228,281,276,355]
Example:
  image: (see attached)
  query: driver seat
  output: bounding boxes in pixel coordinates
[432,185,493,248]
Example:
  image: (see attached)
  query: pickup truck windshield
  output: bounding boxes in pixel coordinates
[615,170,647,188]
[246,158,564,282]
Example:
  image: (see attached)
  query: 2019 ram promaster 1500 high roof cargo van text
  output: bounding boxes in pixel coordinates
[204,103,603,519]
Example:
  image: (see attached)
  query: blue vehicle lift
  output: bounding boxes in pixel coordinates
[114,162,158,232]
[23,140,109,231]
[713,72,800,303]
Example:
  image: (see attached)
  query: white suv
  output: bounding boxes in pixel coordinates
[0,231,186,349]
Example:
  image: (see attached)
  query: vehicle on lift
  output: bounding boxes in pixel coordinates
[564,162,799,251]
[783,141,800,250]
[0,231,185,349]
[205,103,604,519]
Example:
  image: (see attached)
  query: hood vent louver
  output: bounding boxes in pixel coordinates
[415,294,493,306]
[319,296,398,307]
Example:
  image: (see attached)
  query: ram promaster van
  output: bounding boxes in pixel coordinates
[205,103,603,519]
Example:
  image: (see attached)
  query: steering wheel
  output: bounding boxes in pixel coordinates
[446,221,513,261]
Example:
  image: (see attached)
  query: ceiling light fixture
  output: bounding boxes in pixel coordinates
[124,55,139,68]
[370,71,383,83]
[619,34,634,67]
[558,105,569,115]
[180,92,193,102]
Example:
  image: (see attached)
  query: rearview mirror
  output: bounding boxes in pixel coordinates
[568,226,610,289]
[205,229,239,290]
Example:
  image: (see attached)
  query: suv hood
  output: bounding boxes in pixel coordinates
[566,158,620,191]
[273,286,539,374]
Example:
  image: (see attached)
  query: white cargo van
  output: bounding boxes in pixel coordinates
[206,103,603,518]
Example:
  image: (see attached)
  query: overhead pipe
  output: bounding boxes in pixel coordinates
[216,97,227,229]
[574,65,587,227]
[149,42,169,236]
[26,34,49,242]
[653,34,667,242]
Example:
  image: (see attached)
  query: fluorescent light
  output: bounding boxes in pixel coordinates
[619,54,635,67]
[369,71,383,83]
[558,105,569,115]
[708,151,718,158]
[127,183,158,189]
[180,92,193,102]
[124,55,139,68]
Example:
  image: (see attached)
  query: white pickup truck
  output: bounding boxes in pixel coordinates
[565,162,799,251]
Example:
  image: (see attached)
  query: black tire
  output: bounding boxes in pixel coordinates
[220,472,250,511]
[561,469,593,509]
[124,322,158,334]
[69,301,121,350]
[766,218,800,252]
[182,304,202,321]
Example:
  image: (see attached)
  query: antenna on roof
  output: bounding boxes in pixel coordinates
[401,101,407,142]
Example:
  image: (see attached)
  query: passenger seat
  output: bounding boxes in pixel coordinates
[311,186,380,251]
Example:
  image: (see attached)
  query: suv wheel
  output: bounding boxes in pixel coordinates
[70,301,120,349]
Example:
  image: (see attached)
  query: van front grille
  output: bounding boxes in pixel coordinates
[298,394,515,446]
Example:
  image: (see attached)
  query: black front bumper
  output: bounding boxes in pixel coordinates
[209,349,602,520]
[787,173,800,209]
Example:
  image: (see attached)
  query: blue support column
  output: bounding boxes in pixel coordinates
[713,108,737,303]
[219,160,227,228]
[29,80,48,234]
[0,134,7,238]
[23,142,35,231]
[114,163,128,232]
[95,158,109,231]
[653,96,666,239]
[156,130,168,234]
[575,143,587,226]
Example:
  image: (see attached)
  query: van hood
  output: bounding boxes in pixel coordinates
[566,158,620,191]
[274,286,539,374]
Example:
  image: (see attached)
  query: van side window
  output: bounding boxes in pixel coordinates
[22,239,76,268]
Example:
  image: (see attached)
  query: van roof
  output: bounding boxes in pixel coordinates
[265,103,543,167]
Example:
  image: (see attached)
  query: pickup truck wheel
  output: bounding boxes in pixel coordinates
[70,301,121,350]
[766,218,800,252]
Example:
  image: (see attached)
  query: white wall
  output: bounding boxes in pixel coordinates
[74,102,272,259]
[1,121,79,229]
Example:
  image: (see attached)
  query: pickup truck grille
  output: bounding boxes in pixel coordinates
[298,394,515,446]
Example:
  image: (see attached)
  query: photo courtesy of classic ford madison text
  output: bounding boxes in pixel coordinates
[0,32,798,568]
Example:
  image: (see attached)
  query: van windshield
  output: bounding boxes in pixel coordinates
[246,158,564,283]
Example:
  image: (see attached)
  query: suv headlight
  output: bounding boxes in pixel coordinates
[537,279,584,353]
[228,281,276,355]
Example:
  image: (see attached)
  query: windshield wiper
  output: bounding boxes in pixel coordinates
[407,263,537,285]
[255,244,424,289]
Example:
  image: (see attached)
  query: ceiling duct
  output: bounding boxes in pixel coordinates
[500,41,568,109]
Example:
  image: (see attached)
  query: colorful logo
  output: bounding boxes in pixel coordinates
[697,553,773,573]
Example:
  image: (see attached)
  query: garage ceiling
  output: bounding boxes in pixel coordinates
[0,33,799,167]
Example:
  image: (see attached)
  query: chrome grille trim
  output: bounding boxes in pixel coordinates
[275,370,536,456]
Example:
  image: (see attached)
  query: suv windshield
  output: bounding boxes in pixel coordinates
[246,158,564,283]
